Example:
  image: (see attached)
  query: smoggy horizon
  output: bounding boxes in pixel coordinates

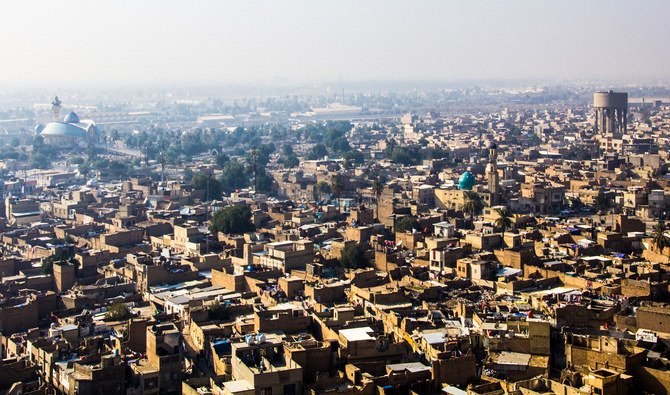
[1,0,668,89]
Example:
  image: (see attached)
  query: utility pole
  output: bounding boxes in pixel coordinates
[251,146,258,196]
[206,175,210,202]
[159,149,166,185]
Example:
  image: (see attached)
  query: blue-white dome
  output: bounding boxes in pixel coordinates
[63,111,80,124]
[41,122,87,138]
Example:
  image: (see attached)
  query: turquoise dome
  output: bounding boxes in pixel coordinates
[63,111,80,123]
[458,171,475,190]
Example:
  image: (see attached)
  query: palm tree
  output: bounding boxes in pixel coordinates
[651,220,669,254]
[331,177,345,198]
[331,176,346,210]
[371,178,384,219]
[462,191,483,220]
[315,181,331,201]
[495,207,513,239]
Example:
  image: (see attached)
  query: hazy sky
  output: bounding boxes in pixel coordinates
[1,0,668,87]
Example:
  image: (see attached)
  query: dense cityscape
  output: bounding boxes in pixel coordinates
[0,82,667,395]
[1,1,670,395]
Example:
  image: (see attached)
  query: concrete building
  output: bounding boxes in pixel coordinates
[67,354,125,395]
[258,240,315,272]
[130,323,183,394]
[230,334,302,395]
[4,197,41,226]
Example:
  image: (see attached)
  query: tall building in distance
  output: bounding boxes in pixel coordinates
[487,142,500,205]
[594,90,628,154]
[51,96,62,121]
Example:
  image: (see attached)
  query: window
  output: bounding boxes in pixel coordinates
[144,377,158,390]
[284,384,296,395]
[260,388,272,395]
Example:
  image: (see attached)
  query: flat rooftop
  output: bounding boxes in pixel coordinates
[339,326,375,342]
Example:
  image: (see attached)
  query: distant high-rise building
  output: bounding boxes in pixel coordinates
[51,95,62,121]
[487,142,500,205]
[594,91,627,154]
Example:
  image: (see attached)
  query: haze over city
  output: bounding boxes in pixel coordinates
[1,0,669,88]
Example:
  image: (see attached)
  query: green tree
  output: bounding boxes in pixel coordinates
[330,137,351,153]
[32,134,44,150]
[183,168,194,182]
[219,160,249,191]
[282,144,295,156]
[208,301,231,320]
[395,216,419,233]
[462,191,484,220]
[30,152,50,169]
[210,205,255,234]
[283,154,299,168]
[384,138,397,155]
[106,160,128,178]
[41,259,54,275]
[106,302,131,321]
[331,175,346,198]
[339,243,370,269]
[306,143,328,160]
[564,145,594,161]
[525,133,542,147]
[216,153,230,167]
[255,143,275,167]
[86,138,98,160]
[42,240,76,274]
[651,220,669,254]
[191,173,222,201]
[342,150,364,167]
[567,197,583,210]
[78,162,91,177]
[494,207,512,239]
[255,169,274,193]
[315,181,331,200]
[371,178,384,218]
[371,178,384,198]
[389,146,421,166]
